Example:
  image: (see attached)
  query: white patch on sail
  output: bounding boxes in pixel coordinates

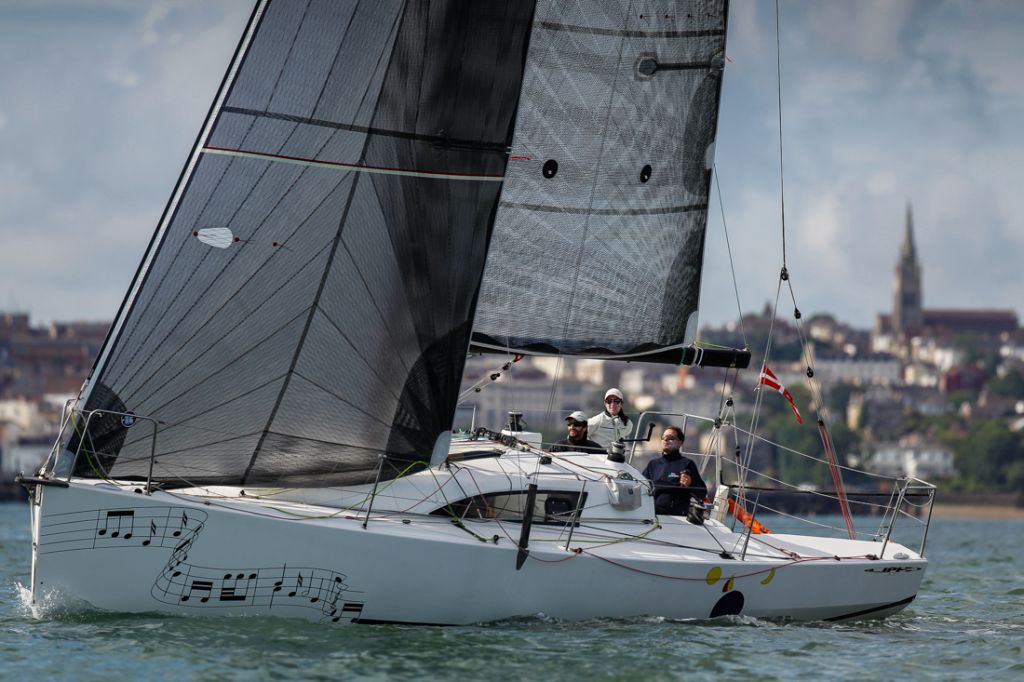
[194,227,235,249]
[202,146,504,182]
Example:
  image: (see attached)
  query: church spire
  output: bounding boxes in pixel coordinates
[901,203,916,259]
[893,202,923,336]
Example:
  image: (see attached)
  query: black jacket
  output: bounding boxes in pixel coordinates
[642,450,707,515]
[551,436,606,454]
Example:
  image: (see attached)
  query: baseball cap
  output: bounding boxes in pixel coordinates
[604,388,624,401]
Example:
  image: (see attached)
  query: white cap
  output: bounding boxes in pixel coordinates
[565,411,588,423]
[604,388,624,401]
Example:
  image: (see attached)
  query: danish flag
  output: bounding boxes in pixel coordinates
[758,365,803,424]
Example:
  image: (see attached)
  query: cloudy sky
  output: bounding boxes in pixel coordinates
[1,0,1021,331]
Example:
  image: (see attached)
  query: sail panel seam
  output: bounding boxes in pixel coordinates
[116,431,264,464]
[126,305,314,416]
[115,172,346,399]
[107,3,323,385]
[315,306,408,405]
[290,370,397,431]
[538,21,725,39]
[241,2,411,485]
[222,106,509,153]
[498,200,706,216]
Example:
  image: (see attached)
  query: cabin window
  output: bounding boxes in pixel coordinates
[433,490,587,525]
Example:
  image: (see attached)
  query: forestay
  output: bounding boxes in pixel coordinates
[67,0,535,487]
[472,0,729,363]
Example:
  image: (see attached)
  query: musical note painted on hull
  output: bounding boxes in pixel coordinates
[152,561,363,623]
[38,506,208,555]
[39,504,365,623]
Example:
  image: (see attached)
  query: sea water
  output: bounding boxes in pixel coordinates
[1,502,1021,681]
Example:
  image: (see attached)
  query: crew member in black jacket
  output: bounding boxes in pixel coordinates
[551,411,606,453]
[642,425,707,515]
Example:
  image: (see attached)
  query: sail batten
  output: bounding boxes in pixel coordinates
[498,200,708,216]
[202,146,506,181]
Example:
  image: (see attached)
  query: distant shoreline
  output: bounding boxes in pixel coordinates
[2,486,1022,519]
[930,503,1024,519]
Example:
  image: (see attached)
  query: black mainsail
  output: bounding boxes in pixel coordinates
[70,0,535,486]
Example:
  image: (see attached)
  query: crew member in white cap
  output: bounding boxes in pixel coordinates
[587,388,633,447]
[551,411,606,453]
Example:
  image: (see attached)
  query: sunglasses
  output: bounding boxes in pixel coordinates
[605,398,622,405]
[567,422,586,428]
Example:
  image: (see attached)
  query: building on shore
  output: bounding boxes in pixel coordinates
[873,206,1018,354]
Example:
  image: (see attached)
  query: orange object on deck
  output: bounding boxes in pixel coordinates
[727,498,772,534]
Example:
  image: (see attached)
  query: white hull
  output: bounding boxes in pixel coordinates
[29,470,926,625]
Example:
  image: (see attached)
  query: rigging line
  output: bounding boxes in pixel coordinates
[723,468,896,513]
[784,279,832,427]
[730,427,902,482]
[715,364,732,416]
[738,275,784,503]
[712,165,747,347]
[544,356,564,429]
[774,0,788,268]
[764,272,856,537]
[504,345,519,432]
[578,550,795,582]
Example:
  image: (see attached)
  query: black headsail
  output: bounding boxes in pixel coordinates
[472,0,745,368]
[69,0,536,486]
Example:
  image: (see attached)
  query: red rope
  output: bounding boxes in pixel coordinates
[817,419,855,539]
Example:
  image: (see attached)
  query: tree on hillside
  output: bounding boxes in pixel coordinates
[953,420,1024,491]
[987,368,1024,399]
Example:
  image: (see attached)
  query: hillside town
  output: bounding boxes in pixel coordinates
[3,208,1022,503]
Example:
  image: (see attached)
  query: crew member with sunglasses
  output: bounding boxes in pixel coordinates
[587,388,633,447]
[551,411,606,453]
[641,425,707,516]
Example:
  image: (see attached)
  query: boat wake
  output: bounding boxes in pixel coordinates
[15,581,98,620]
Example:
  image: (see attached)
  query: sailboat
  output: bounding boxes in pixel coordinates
[21,0,933,624]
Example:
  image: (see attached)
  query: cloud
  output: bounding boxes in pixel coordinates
[0,0,253,322]
[707,0,1024,328]
[1,0,1021,336]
